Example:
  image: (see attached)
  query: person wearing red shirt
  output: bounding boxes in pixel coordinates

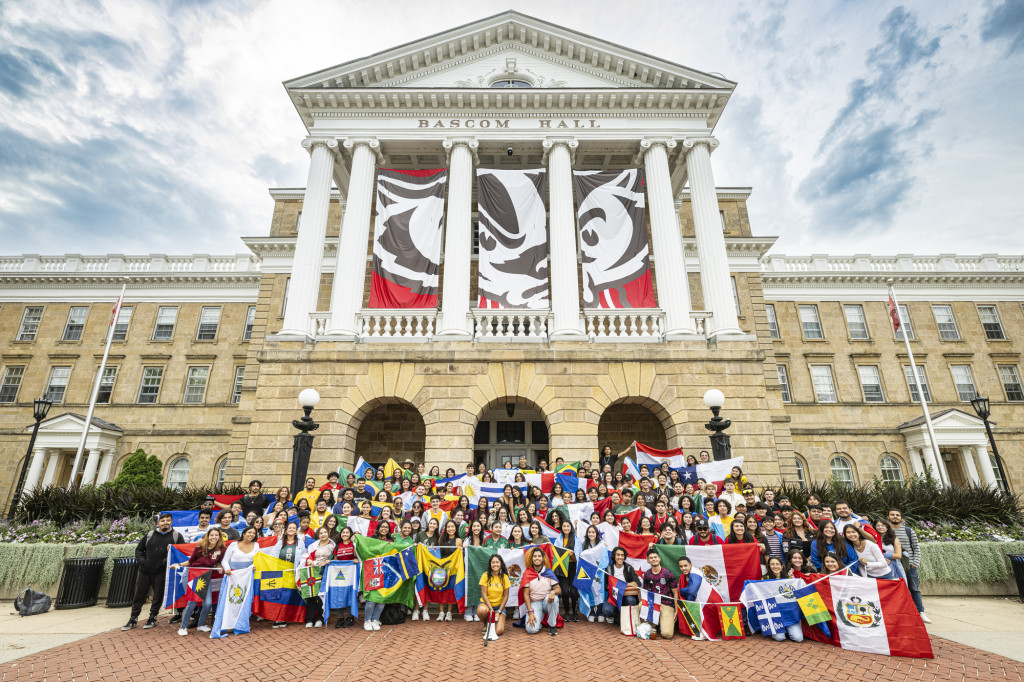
[689,519,724,546]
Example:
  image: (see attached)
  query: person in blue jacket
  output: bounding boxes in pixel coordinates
[674,556,705,641]
[809,519,857,571]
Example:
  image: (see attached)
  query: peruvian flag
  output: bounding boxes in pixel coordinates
[616,530,657,561]
[614,509,643,533]
[634,442,685,469]
[888,291,901,332]
[803,574,934,658]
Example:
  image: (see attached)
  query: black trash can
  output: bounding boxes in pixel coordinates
[105,557,139,608]
[55,557,107,610]
[1008,554,1024,603]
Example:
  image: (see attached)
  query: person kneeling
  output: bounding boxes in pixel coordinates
[478,555,510,641]
[523,547,560,636]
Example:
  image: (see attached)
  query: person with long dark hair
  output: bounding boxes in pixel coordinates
[810,520,856,571]
[725,519,753,545]
[172,527,225,636]
[844,524,893,579]
[478,554,510,640]
[556,519,578,621]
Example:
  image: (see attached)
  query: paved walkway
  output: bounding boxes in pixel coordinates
[0,598,1022,680]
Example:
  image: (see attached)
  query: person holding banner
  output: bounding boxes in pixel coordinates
[477,555,511,640]
[171,527,225,635]
[304,526,336,627]
[642,548,676,638]
[674,556,704,641]
[523,548,561,636]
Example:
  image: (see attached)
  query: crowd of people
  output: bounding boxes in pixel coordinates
[122,449,929,640]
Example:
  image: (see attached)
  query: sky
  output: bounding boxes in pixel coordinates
[1,0,1022,258]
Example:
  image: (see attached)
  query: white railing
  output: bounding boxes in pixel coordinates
[359,310,436,339]
[761,254,1024,275]
[473,310,549,341]
[585,309,664,340]
[309,312,331,337]
[690,311,713,336]
[0,254,260,275]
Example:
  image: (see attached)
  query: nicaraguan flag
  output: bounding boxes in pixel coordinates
[321,561,360,623]
[210,566,253,638]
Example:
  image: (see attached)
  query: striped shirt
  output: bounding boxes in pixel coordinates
[891,524,920,567]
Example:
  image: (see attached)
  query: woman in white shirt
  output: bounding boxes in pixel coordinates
[303,526,336,628]
[221,526,260,573]
[843,524,893,579]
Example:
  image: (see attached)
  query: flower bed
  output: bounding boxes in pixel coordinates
[0,517,150,545]
[914,521,1024,543]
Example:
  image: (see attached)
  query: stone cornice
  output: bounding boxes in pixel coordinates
[0,254,261,289]
[761,254,1024,288]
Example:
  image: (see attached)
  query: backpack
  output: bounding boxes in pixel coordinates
[15,588,52,617]
[379,603,407,625]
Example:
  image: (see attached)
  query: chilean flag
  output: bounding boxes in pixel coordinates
[634,442,685,469]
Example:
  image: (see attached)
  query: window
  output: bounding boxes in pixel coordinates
[810,365,837,403]
[496,421,525,443]
[153,307,178,340]
[777,365,791,402]
[62,306,88,341]
[112,306,133,341]
[765,304,780,339]
[45,366,71,403]
[829,455,855,485]
[998,365,1024,402]
[991,455,1007,491]
[731,276,740,315]
[978,305,1005,340]
[857,365,885,403]
[489,79,532,88]
[798,304,823,339]
[904,365,932,402]
[243,306,256,340]
[794,456,808,488]
[843,304,869,340]
[950,365,977,402]
[215,457,228,491]
[474,421,490,445]
[471,218,480,256]
[183,367,209,404]
[281,278,290,316]
[0,366,25,403]
[231,366,245,404]
[166,457,191,492]
[17,307,43,341]
[196,307,221,341]
[895,304,914,340]
[531,421,549,445]
[137,366,164,404]
[719,210,727,231]
[932,305,960,340]
[879,456,904,483]
[96,367,117,404]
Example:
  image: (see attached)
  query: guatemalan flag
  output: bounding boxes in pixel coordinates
[210,566,254,638]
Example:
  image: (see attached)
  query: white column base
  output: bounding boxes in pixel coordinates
[549,330,588,341]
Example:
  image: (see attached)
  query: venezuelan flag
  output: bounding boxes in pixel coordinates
[252,552,305,623]
[414,545,465,613]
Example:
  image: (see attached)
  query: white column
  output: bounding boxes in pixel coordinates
[81,449,101,487]
[908,447,924,478]
[41,449,59,487]
[96,450,115,485]
[975,443,998,489]
[542,137,585,339]
[23,448,46,495]
[960,447,981,485]
[327,138,381,337]
[641,138,695,337]
[920,444,946,485]
[437,137,478,338]
[683,136,742,338]
[279,137,339,337]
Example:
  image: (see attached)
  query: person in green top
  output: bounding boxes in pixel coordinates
[483,521,510,549]
[508,525,528,548]
[613,489,637,515]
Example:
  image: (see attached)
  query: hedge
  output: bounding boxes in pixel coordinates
[0,543,135,593]
[919,540,1024,584]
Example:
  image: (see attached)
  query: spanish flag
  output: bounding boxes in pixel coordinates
[414,545,465,613]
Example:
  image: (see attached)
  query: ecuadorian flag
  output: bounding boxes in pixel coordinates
[414,545,465,613]
[252,552,305,623]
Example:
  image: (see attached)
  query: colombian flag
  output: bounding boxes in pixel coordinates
[252,552,305,623]
[414,545,465,613]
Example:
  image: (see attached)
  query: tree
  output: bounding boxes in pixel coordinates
[112,449,163,488]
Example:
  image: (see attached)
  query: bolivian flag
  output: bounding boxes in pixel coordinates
[414,545,465,613]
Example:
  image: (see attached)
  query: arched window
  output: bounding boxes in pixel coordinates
[793,455,809,489]
[991,455,1008,491]
[829,455,855,486]
[489,79,532,88]
[879,455,904,483]
[166,456,191,492]
[215,457,228,491]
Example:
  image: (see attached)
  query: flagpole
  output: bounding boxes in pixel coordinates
[69,277,128,488]
[888,280,947,486]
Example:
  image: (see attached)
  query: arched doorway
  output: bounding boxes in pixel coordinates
[598,401,668,453]
[355,402,426,469]
[473,398,549,471]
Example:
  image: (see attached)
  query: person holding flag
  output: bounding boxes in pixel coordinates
[477,554,511,640]
[641,547,677,639]
[522,547,561,636]
[122,512,184,632]
[170,527,225,636]
[601,546,640,627]
[303,526,336,627]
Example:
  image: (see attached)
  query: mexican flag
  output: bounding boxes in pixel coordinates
[803,573,934,658]
[652,544,761,603]
[465,546,527,610]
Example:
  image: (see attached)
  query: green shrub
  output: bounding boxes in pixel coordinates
[112,449,163,487]
[919,540,1024,583]
[15,483,246,524]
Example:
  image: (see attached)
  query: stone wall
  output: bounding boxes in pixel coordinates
[353,402,427,466]
[597,403,668,452]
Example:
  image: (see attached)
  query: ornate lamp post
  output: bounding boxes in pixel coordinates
[703,389,732,461]
[970,396,1009,490]
[8,397,53,519]
[290,389,320,495]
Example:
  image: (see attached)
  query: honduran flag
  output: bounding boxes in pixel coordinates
[802,573,934,658]
[634,442,686,469]
[652,544,761,603]
[414,544,465,612]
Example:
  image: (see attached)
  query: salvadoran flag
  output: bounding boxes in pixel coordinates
[210,566,253,638]
[634,441,685,469]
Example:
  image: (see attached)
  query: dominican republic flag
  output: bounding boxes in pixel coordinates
[573,169,655,309]
[634,442,686,469]
[639,589,662,625]
[739,578,804,636]
[803,573,934,658]
[368,168,447,309]
[475,168,549,309]
[321,561,360,623]
[652,544,761,603]
[673,456,746,492]
[676,573,725,641]
[210,566,253,638]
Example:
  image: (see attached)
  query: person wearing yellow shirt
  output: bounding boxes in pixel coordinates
[309,499,330,531]
[477,554,511,641]
[293,477,320,511]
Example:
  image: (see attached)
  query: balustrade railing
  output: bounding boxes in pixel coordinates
[585,309,664,340]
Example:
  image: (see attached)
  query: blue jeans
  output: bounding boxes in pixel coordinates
[771,623,804,642]
[364,601,384,623]
[600,595,638,622]
[181,588,214,628]
[905,565,924,613]
[526,595,559,633]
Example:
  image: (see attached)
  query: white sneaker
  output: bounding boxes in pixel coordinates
[464,613,472,622]
[371,620,381,631]
[305,622,313,628]
[314,621,322,628]
[921,613,932,624]
[197,625,211,633]
[474,614,480,622]
[587,615,595,623]
[444,611,453,622]
[691,634,703,641]
[597,615,605,623]
[421,609,430,621]
[177,628,188,636]
[363,621,373,631]
[411,609,419,621]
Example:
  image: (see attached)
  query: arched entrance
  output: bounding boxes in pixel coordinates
[598,401,668,452]
[473,398,549,470]
[355,401,426,469]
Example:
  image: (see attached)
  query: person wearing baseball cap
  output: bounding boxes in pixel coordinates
[689,518,723,546]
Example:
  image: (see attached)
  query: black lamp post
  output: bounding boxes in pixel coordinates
[970,396,1009,490]
[8,397,53,519]
[290,389,320,496]
[703,389,732,461]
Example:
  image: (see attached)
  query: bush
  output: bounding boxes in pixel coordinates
[112,449,163,487]
[770,476,1022,526]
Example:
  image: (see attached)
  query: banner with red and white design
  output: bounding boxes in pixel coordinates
[368,168,448,309]
[573,169,655,309]
[634,442,685,469]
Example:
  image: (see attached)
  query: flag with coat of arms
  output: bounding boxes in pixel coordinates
[210,566,253,638]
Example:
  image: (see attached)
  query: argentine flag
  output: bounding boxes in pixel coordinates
[210,566,254,638]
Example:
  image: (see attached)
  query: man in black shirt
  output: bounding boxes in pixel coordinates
[123,513,184,631]
[238,480,267,520]
[351,478,372,502]
[636,477,658,514]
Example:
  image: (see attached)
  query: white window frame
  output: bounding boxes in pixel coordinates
[183,366,210,404]
[829,455,855,485]
[977,305,1005,340]
[810,365,837,403]
[195,307,221,341]
[894,304,914,340]
[215,457,229,490]
[0,366,25,403]
[281,278,290,316]
[153,307,178,340]
[794,456,808,488]
[166,456,191,492]
[231,366,245,404]
[731,276,740,315]
[96,366,118,404]
[843,304,869,340]
[997,365,1024,402]
[950,364,977,402]
[45,366,72,403]
[243,306,256,340]
[777,365,791,402]
[798,304,824,339]
[879,455,904,483]
[17,307,43,341]
[932,304,960,340]
[138,366,164,404]
[112,306,133,341]
[765,303,780,339]
[62,306,88,341]
[904,365,932,402]
[857,365,885,403]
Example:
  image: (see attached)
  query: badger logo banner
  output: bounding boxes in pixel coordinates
[475,168,549,309]
[573,169,655,309]
[368,168,448,308]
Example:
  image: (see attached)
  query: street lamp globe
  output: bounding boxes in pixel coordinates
[703,389,725,410]
[33,398,52,422]
[970,396,990,421]
[298,388,321,409]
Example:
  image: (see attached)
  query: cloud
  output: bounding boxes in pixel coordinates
[981,0,1024,54]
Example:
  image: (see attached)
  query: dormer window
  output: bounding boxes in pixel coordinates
[489,79,532,88]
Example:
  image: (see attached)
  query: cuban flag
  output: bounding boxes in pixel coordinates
[533,517,561,542]
[634,442,686,469]
[210,566,253,638]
